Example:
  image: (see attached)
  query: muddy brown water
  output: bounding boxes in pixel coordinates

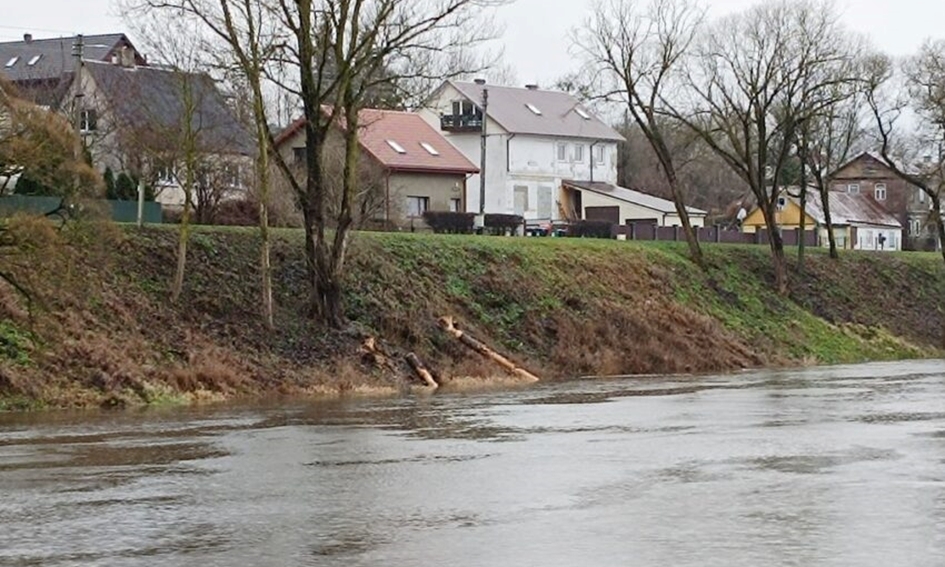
[2,360,945,566]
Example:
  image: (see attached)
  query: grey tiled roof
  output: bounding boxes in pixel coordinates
[0,33,131,83]
[84,61,255,156]
[448,81,624,142]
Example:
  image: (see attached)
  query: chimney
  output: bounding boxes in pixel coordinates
[117,45,136,68]
[525,84,539,90]
[474,78,486,86]
[23,33,33,43]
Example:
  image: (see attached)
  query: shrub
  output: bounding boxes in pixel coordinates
[567,220,614,239]
[213,199,259,226]
[483,213,524,235]
[422,211,476,234]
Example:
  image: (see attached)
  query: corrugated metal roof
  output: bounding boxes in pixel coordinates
[794,189,901,228]
[564,180,708,215]
[448,81,624,142]
[0,33,133,83]
[84,61,254,156]
[275,109,479,174]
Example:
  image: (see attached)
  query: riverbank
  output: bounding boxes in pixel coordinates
[1,218,942,410]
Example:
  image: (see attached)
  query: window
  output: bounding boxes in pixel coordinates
[525,103,542,115]
[453,100,476,116]
[557,143,568,162]
[386,139,407,154]
[420,142,440,156]
[918,187,926,203]
[776,196,787,210]
[874,183,886,201]
[223,164,242,188]
[449,198,462,212]
[293,147,306,165]
[573,144,585,163]
[27,54,42,66]
[79,109,97,132]
[594,144,605,165]
[155,162,177,184]
[4,56,18,68]
[406,196,429,217]
[847,183,860,194]
[575,107,591,120]
[513,185,529,215]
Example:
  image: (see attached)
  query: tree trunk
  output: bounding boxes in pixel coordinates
[934,195,945,349]
[254,93,274,329]
[667,169,705,270]
[761,201,789,295]
[819,182,839,259]
[797,163,807,274]
[171,193,192,302]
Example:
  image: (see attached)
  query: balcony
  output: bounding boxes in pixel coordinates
[440,113,483,132]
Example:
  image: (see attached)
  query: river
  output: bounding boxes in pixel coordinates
[2,360,945,566]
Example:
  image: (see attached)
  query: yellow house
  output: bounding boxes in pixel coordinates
[742,191,903,251]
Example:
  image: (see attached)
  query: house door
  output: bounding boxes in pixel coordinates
[513,185,529,216]
[537,184,553,221]
[585,206,620,224]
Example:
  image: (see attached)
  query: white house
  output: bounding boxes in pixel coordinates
[420,80,627,222]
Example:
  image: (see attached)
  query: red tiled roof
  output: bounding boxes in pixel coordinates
[275,108,478,175]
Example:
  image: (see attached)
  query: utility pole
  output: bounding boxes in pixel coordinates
[71,34,85,197]
[476,78,488,231]
[71,35,84,137]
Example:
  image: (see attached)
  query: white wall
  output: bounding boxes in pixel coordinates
[419,84,621,220]
[855,225,902,251]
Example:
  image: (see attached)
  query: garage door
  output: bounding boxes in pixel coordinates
[585,206,620,224]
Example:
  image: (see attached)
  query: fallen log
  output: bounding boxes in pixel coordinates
[362,337,438,388]
[405,352,438,389]
[437,316,540,383]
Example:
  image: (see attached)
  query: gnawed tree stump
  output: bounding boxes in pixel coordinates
[361,337,438,388]
[437,316,540,383]
[405,352,438,388]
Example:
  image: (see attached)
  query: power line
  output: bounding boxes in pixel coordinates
[0,24,78,35]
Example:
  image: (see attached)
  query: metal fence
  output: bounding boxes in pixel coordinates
[613,224,818,246]
[0,196,163,224]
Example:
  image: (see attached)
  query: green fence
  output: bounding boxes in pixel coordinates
[0,196,163,224]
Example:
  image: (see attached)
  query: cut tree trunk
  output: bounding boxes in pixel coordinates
[405,353,438,389]
[438,316,540,383]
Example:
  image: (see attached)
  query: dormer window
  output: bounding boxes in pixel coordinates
[575,108,591,120]
[420,142,439,156]
[27,54,42,66]
[5,56,18,68]
[79,109,98,133]
[525,103,542,115]
[386,139,406,154]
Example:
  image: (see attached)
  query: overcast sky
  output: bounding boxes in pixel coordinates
[3,0,945,86]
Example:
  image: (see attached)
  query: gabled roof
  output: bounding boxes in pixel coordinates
[84,60,254,156]
[0,33,140,83]
[797,190,901,228]
[830,150,925,180]
[445,81,624,142]
[276,108,479,175]
[564,180,708,215]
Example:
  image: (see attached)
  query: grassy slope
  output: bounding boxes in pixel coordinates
[0,219,942,410]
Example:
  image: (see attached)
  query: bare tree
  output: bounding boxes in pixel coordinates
[866,43,945,264]
[796,73,870,260]
[575,0,706,268]
[274,0,503,327]
[667,0,854,294]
